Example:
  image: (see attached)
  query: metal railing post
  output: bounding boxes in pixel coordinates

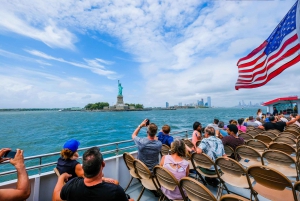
[185,130,188,139]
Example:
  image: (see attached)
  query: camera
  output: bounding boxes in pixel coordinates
[146,119,150,126]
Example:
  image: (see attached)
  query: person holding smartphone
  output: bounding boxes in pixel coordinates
[0,148,31,201]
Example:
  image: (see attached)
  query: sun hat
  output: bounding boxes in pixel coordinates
[63,139,80,152]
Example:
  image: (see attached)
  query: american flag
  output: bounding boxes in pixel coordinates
[235,1,300,90]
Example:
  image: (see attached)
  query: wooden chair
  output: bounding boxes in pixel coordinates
[246,139,268,154]
[123,152,140,192]
[285,128,300,136]
[254,135,273,145]
[274,136,296,147]
[215,157,256,200]
[54,167,61,177]
[196,140,201,147]
[179,177,217,201]
[246,130,259,137]
[254,128,264,134]
[220,194,250,201]
[183,139,195,151]
[268,142,296,156]
[261,131,277,139]
[247,165,297,201]
[153,166,187,201]
[133,159,160,201]
[224,145,236,160]
[246,126,255,132]
[190,153,218,186]
[268,129,281,136]
[235,145,263,168]
[160,144,170,157]
[262,150,299,180]
[238,133,253,143]
[279,132,297,140]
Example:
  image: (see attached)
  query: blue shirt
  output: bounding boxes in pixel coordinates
[157,131,174,147]
[219,129,228,137]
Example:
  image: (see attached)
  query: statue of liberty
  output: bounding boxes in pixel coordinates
[118,80,123,96]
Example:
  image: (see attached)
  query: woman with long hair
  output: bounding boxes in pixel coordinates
[257,109,262,118]
[192,122,202,147]
[159,139,189,200]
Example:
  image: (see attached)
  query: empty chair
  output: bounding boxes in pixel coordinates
[235,145,263,168]
[268,129,281,136]
[179,177,217,201]
[224,145,236,160]
[133,159,160,201]
[246,126,255,132]
[238,133,253,142]
[269,142,296,156]
[246,139,268,153]
[246,130,259,137]
[160,144,170,156]
[123,152,139,192]
[274,136,296,146]
[262,150,298,180]
[285,128,300,136]
[215,157,256,200]
[261,131,277,139]
[247,165,297,201]
[183,139,195,150]
[279,132,297,140]
[220,194,250,201]
[190,153,218,186]
[254,128,264,134]
[153,166,187,201]
[254,135,273,144]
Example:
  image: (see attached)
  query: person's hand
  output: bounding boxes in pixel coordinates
[10,149,25,169]
[60,173,72,182]
[0,148,11,163]
[140,119,148,127]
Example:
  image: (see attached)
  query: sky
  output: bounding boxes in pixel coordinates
[0,0,299,108]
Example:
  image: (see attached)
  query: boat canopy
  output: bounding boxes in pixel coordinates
[262,96,300,115]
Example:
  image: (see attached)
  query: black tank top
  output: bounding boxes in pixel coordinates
[56,157,80,180]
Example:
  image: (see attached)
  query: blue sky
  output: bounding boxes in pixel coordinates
[0,0,299,108]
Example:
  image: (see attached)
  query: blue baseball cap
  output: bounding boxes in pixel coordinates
[63,139,80,152]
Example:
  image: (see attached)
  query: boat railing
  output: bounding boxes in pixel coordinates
[0,129,193,182]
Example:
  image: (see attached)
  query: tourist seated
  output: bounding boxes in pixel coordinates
[0,148,30,201]
[157,125,173,147]
[207,119,219,133]
[246,116,258,127]
[254,117,262,126]
[132,119,162,171]
[192,121,202,147]
[56,139,118,184]
[237,118,247,133]
[265,112,271,122]
[53,147,134,201]
[159,139,189,200]
[221,125,244,161]
[243,118,249,126]
[258,115,300,132]
[279,113,288,122]
[291,113,300,127]
[196,126,226,187]
[218,121,228,137]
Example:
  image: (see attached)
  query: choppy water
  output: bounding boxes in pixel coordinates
[0,107,263,157]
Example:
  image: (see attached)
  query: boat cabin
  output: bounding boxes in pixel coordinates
[262,96,300,115]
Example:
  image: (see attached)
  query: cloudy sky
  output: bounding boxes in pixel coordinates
[0,0,299,108]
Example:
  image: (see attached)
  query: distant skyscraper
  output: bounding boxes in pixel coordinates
[179,102,182,106]
[207,96,211,107]
[166,102,169,108]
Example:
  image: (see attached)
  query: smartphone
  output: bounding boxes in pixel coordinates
[146,119,150,126]
[3,150,17,159]
[244,159,250,163]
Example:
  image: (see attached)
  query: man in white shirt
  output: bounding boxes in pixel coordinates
[254,117,262,126]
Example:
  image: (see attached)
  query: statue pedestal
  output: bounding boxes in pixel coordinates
[117,95,124,105]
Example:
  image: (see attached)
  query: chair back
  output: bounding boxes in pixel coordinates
[224,145,235,159]
[220,194,250,201]
[123,152,139,178]
[254,128,264,134]
[247,165,297,201]
[161,144,170,156]
[183,139,195,150]
[268,129,281,136]
[54,167,61,177]
[285,129,300,136]
[246,126,255,132]
[215,157,251,189]
[262,150,298,179]
[294,181,300,194]
[191,153,217,177]
[179,177,217,201]
[246,139,268,152]
[246,130,259,137]
[268,142,296,155]
[133,159,158,190]
[254,135,273,144]
[236,145,263,167]
[274,136,296,146]
[196,140,201,147]
[261,131,277,139]
[153,166,187,201]
[238,133,253,142]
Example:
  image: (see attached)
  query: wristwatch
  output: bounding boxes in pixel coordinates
[138,125,142,129]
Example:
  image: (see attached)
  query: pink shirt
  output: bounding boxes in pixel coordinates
[192,130,201,147]
[237,125,247,133]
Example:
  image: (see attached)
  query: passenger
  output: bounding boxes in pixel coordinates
[221,124,244,161]
[246,116,258,128]
[273,107,279,116]
[157,125,173,147]
[218,121,228,137]
[207,119,219,132]
[192,122,202,147]
[258,115,300,132]
[254,117,262,126]
[159,139,189,200]
[279,113,288,122]
[265,112,271,122]
[53,147,133,201]
[237,118,247,133]
[196,126,226,187]
[132,119,162,171]
[256,109,262,118]
[56,139,118,184]
[290,113,300,127]
[0,148,30,201]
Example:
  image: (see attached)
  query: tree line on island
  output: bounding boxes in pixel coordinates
[84,102,144,110]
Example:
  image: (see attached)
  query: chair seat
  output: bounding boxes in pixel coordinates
[140,178,157,190]
[220,174,253,188]
[239,158,262,168]
[129,169,139,178]
[220,194,250,201]
[265,164,297,177]
[253,183,294,201]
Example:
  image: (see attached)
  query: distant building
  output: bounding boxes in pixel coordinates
[166,102,169,108]
[179,102,182,106]
[207,96,211,107]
